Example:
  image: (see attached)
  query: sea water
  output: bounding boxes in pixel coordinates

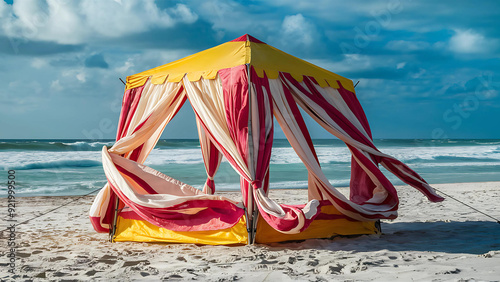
[0,139,499,197]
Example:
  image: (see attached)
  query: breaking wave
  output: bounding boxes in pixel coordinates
[3,160,102,171]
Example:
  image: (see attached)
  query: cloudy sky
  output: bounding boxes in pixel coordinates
[1,0,499,139]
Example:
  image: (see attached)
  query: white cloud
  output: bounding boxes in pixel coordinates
[411,68,426,79]
[50,79,62,91]
[386,40,431,51]
[196,0,276,34]
[31,58,48,69]
[0,1,8,17]
[396,62,406,69]
[0,0,198,45]
[281,14,317,47]
[62,68,87,83]
[169,4,198,24]
[76,72,86,83]
[309,54,374,74]
[115,60,134,74]
[449,29,493,54]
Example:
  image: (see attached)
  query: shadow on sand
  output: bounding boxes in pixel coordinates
[274,221,500,255]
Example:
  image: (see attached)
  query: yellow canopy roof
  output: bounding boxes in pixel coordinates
[126,34,354,92]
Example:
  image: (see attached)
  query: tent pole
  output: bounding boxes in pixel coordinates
[244,206,252,244]
[109,195,120,242]
[110,78,125,242]
[375,219,382,234]
[251,204,258,244]
[245,63,256,245]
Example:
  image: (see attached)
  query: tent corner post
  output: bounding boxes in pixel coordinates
[244,206,252,245]
[375,219,382,234]
[109,196,120,243]
[250,205,258,244]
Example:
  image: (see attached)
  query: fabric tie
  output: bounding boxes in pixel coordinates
[251,180,262,189]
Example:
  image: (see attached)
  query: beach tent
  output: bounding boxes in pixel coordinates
[89,34,444,245]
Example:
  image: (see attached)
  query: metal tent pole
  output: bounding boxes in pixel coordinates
[109,195,120,242]
[245,63,258,245]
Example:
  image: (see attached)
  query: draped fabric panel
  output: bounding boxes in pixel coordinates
[183,66,321,234]
[102,147,244,231]
[249,67,321,233]
[90,62,442,237]
[196,117,223,195]
[90,85,145,233]
[90,80,194,232]
[280,74,444,204]
[269,77,399,221]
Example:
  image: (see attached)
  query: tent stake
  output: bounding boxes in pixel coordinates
[109,196,120,242]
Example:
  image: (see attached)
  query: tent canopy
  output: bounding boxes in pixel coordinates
[89,34,443,245]
[125,34,354,92]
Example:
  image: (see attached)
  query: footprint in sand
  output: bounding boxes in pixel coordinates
[53,271,69,277]
[327,263,345,274]
[85,270,99,276]
[176,256,187,262]
[122,260,149,267]
[165,274,183,280]
[97,254,118,265]
[48,256,67,262]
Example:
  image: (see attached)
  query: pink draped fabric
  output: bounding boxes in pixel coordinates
[117,86,145,140]
[218,66,253,211]
[106,154,244,231]
[281,73,444,204]
[248,67,274,193]
[91,83,191,233]
[92,57,443,237]
[271,76,398,220]
[197,117,223,195]
[90,85,145,233]
[248,67,320,233]
[183,65,317,234]
[336,84,380,203]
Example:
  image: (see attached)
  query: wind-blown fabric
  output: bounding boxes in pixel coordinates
[269,76,397,221]
[182,66,322,234]
[90,34,444,239]
[90,84,146,233]
[90,79,244,233]
[196,117,222,195]
[102,147,244,231]
[280,74,443,204]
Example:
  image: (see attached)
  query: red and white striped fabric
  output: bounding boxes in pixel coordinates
[196,117,223,195]
[90,79,244,233]
[90,63,443,236]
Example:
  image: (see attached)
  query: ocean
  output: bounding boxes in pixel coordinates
[1,139,499,197]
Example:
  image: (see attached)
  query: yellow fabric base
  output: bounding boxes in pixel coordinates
[255,205,379,244]
[113,204,378,245]
[113,216,248,245]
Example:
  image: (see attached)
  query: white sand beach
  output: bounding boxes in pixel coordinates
[1,182,500,281]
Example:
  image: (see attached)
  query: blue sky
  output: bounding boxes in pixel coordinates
[1,0,499,139]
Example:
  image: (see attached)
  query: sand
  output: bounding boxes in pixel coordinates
[1,182,500,281]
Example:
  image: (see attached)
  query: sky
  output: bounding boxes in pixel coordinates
[0,0,499,140]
